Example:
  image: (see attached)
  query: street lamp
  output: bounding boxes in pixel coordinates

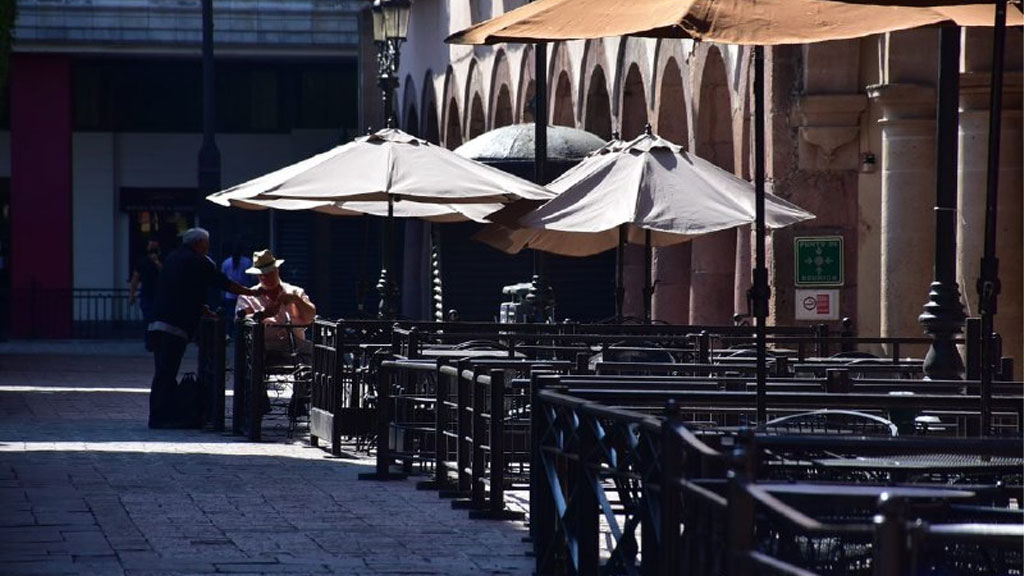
[371,0,411,319]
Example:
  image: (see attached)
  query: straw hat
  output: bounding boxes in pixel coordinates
[245,249,285,275]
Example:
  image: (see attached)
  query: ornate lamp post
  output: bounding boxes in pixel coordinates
[371,0,411,319]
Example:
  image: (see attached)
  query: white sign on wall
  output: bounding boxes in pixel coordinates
[795,289,840,321]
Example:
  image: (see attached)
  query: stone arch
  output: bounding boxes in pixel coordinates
[420,69,440,144]
[489,49,514,129]
[650,44,692,325]
[517,45,536,123]
[580,39,613,139]
[467,92,486,139]
[690,44,737,325]
[441,66,463,149]
[444,98,463,150]
[619,63,649,139]
[493,84,514,129]
[462,58,486,137]
[652,40,690,147]
[614,36,653,135]
[402,74,419,136]
[552,71,575,127]
[548,42,576,127]
[583,67,613,139]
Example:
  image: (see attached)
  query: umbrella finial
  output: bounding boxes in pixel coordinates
[611,130,621,141]
[386,116,396,129]
[644,123,653,136]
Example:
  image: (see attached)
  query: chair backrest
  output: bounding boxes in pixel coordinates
[760,409,899,437]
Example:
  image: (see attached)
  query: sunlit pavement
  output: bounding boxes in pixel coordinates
[0,341,532,575]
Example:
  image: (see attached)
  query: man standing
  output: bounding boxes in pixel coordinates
[148,228,261,429]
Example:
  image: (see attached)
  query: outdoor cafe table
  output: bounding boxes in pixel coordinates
[810,453,1024,482]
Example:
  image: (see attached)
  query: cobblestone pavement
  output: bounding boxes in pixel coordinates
[0,341,533,575]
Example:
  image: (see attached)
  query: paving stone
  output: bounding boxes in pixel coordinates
[0,347,534,575]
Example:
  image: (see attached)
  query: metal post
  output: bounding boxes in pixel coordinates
[616,224,627,322]
[918,25,965,380]
[978,0,1008,436]
[643,229,652,323]
[752,46,769,424]
[198,0,221,199]
[375,33,402,319]
[533,42,553,321]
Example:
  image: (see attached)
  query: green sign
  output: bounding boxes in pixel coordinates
[795,236,844,287]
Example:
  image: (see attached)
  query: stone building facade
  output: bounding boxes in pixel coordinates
[391,0,1022,371]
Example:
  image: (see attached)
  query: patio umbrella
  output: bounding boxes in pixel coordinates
[448,0,1018,423]
[446,0,1013,45]
[207,127,554,318]
[475,128,815,319]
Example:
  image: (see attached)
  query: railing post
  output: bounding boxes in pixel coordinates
[420,360,454,491]
[697,331,711,364]
[358,358,406,480]
[247,319,265,442]
[840,317,855,352]
[232,314,246,435]
[470,369,525,521]
[872,493,907,576]
[530,372,558,573]
[657,400,684,576]
[726,431,756,576]
[965,317,981,380]
[572,403,600,575]
[815,323,830,358]
[453,360,474,499]
[210,315,226,431]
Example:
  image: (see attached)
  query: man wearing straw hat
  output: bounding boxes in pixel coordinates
[235,249,317,360]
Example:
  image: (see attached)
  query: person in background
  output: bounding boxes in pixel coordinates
[129,239,162,351]
[235,249,317,360]
[220,241,252,315]
[148,228,262,429]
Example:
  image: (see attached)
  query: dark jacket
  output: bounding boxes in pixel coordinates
[153,245,231,338]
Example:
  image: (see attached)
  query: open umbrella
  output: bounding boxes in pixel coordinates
[448,0,1019,424]
[446,0,1013,44]
[476,128,815,319]
[207,127,554,318]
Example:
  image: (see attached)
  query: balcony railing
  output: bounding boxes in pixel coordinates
[9,287,146,339]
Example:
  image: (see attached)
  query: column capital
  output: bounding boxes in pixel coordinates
[791,94,867,171]
[867,83,935,121]
[960,72,1024,111]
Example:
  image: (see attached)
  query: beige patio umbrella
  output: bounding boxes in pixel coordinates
[476,128,815,318]
[446,0,1014,45]
[447,0,1018,422]
[207,127,554,318]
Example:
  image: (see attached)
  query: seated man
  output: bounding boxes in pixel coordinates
[235,249,317,362]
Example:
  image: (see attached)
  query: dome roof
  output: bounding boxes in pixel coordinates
[455,123,606,162]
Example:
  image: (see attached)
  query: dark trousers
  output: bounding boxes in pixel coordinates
[149,330,189,427]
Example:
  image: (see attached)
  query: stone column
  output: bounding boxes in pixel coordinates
[958,72,1024,377]
[652,243,691,324]
[689,229,736,325]
[867,84,936,352]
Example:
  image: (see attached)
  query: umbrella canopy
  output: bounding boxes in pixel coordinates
[476,130,815,257]
[208,127,554,206]
[207,195,502,223]
[446,0,1018,45]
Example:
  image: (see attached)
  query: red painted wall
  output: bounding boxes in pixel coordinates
[10,54,73,338]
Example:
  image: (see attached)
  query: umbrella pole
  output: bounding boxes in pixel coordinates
[753,45,769,425]
[531,41,552,323]
[377,196,396,319]
[643,229,652,323]
[616,224,626,322]
[979,0,1007,436]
